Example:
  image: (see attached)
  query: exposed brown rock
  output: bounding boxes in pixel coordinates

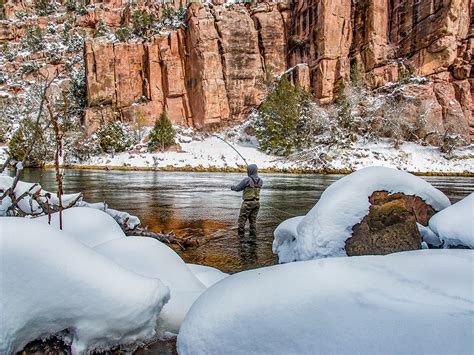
[214,6,266,120]
[252,8,287,75]
[185,3,230,127]
[345,191,437,257]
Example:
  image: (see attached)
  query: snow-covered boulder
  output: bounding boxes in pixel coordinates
[272,216,304,263]
[429,193,474,248]
[36,207,125,247]
[94,237,206,334]
[273,167,450,262]
[177,250,473,355]
[0,218,170,354]
[186,264,229,287]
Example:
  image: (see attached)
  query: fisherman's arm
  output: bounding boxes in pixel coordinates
[231,178,250,191]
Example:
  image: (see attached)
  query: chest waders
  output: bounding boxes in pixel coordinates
[238,178,261,237]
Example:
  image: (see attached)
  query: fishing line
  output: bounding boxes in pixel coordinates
[212,134,248,166]
[212,135,300,218]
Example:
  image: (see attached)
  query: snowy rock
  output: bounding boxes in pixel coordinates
[94,237,206,334]
[345,191,438,256]
[429,193,474,248]
[186,264,229,287]
[36,207,125,248]
[273,167,451,262]
[178,250,473,355]
[272,216,304,263]
[0,218,170,354]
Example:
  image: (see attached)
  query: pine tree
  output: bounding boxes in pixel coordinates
[255,76,313,156]
[148,113,175,152]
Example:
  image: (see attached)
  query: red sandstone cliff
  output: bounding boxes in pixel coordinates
[0,0,472,141]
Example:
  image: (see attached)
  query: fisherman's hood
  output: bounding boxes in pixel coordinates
[247,164,259,179]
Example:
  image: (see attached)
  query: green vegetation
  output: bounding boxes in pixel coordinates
[254,76,313,156]
[94,19,109,38]
[115,26,131,42]
[96,120,133,154]
[8,118,53,166]
[22,26,45,53]
[148,113,176,152]
[33,0,57,16]
[131,9,158,37]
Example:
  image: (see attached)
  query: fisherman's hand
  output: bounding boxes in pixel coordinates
[231,185,236,191]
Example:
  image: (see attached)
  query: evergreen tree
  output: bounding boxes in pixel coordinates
[255,76,313,156]
[148,113,175,152]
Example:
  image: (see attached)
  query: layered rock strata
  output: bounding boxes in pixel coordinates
[0,0,472,141]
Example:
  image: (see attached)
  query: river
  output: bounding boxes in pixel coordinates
[17,169,474,273]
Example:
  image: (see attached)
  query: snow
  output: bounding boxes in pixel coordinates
[417,222,442,247]
[94,237,206,334]
[35,207,125,247]
[429,193,474,248]
[177,249,474,355]
[273,167,451,262]
[0,217,170,354]
[2,133,468,174]
[186,264,229,288]
[272,216,304,263]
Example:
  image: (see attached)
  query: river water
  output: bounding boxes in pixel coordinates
[17,169,474,273]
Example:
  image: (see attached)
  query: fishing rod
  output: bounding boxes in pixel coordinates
[213,134,300,218]
[212,134,248,166]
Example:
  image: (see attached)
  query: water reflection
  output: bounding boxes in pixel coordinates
[14,169,474,273]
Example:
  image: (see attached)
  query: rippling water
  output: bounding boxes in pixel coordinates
[16,169,474,273]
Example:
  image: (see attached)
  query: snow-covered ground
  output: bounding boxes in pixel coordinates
[273,166,451,262]
[3,134,471,173]
[60,137,474,173]
[177,249,474,355]
[67,137,474,173]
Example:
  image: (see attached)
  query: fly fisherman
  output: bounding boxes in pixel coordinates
[231,164,263,237]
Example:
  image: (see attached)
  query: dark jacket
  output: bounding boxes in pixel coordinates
[231,164,263,192]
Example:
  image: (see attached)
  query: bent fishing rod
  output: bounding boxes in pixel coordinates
[212,134,298,218]
[212,134,248,166]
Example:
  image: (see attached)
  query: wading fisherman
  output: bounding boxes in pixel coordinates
[231,164,263,237]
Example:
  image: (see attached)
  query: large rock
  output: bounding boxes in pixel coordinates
[345,191,436,256]
[214,7,266,120]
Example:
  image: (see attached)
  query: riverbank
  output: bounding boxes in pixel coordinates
[2,135,473,176]
[41,164,474,177]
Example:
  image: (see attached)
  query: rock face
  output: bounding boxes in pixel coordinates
[289,0,473,141]
[345,191,437,256]
[0,0,472,142]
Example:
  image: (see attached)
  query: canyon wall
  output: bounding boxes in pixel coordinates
[288,0,473,140]
[0,0,472,141]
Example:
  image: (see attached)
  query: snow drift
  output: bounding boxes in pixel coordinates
[177,249,473,355]
[186,264,229,288]
[94,237,206,334]
[0,218,170,354]
[273,166,451,262]
[429,193,474,248]
[36,207,125,247]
